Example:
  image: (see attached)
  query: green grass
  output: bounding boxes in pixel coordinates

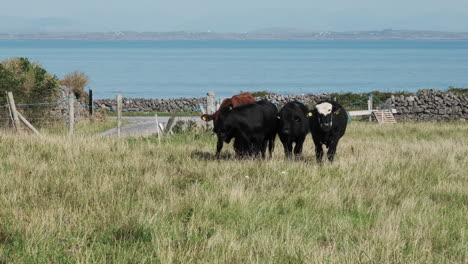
[448,86,468,96]
[0,121,467,263]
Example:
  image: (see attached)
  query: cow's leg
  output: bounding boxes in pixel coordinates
[251,134,265,159]
[260,140,268,159]
[249,142,256,157]
[283,140,293,158]
[234,138,244,159]
[315,144,324,163]
[215,136,223,158]
[293,136,306,157]
[243,136,254,158]
[268,136,275,157]
[327,140,339,162]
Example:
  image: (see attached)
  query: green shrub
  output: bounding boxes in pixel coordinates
[60,71,89,103]
[172,120,199,134]
[250,90,273,97]
[447,86,468,95]
[0,57,60,105]
[0,57,61,125]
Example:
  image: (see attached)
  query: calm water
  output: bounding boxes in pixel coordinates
[1,40,468,98]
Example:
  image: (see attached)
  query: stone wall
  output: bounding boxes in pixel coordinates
[385,89,468,121]
[93,90,468,121]
[259,93,331,107]
[93,93,332,113]
[94,97,206,113]
[50,86,88,122]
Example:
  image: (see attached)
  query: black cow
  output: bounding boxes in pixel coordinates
[214,100,277,158]
[309,101,348,163]
[277,101,310,157]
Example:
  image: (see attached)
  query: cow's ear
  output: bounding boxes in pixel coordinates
[201,114,212,121]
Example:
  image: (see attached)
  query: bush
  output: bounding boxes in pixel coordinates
[250,90,273,97]
[0,58,60,125]
[60,71,89,103]
[447,86,468,95]
[172,120,199,134]
[0,57,60,105]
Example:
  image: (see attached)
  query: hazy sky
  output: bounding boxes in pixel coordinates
[1,0,468,32]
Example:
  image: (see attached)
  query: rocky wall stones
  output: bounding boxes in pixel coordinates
[93,89,468,121]
[50,86,87,123]
[385,89,468,121]
[93,93,333,113]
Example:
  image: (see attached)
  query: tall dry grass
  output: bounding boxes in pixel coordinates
[0,121,467,263]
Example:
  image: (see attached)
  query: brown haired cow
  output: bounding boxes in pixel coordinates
[201,92,256,157]
[201,92,256,122]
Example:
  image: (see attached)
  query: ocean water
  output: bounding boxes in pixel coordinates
[1,40,468,98]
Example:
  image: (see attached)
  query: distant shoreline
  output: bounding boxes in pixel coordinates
[2,29,468,41]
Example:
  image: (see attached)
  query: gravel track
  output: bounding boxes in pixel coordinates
[99,116,205,137]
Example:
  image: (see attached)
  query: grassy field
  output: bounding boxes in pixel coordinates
[0,121,467,263]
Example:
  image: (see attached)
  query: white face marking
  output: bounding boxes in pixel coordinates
[316,102,333,115]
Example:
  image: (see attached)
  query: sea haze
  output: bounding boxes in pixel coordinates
[1,40,467,99]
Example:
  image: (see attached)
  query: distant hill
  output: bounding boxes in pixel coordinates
[1,29,468,40]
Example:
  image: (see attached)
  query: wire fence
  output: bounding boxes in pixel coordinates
[1,93,387,113]
[1,92,389,136]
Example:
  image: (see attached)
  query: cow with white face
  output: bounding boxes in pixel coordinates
[315,102,334,131]
[309,101,348,163]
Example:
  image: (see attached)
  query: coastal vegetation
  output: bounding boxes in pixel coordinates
[0,57,90,126]
[448,86,468,96]
[60,71,89,104]
[0,57,60,122]
[249,90,273,97]
[0,121,466,263]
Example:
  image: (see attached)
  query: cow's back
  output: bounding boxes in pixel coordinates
[202,92,255,121]
[230,93,256,107]
[227,100,276,134]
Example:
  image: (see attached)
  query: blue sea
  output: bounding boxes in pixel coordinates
[1,40,468,98]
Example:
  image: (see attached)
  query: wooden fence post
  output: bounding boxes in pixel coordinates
[68,95,74,136]
[207,91,216,114]
[155,114,161,144]
[89,88,93,115]
[199,104,206,115]
[7,92,21,134]
[164,112,177,134]
[17,112,41,137]
[116,94,122,137]
[368,93,373,122]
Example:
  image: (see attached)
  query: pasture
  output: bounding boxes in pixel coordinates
[0,121,467,263]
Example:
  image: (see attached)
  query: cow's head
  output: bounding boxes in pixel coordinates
[213,104,234,142]
[277,102,309,136]
[315,102,335,132]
